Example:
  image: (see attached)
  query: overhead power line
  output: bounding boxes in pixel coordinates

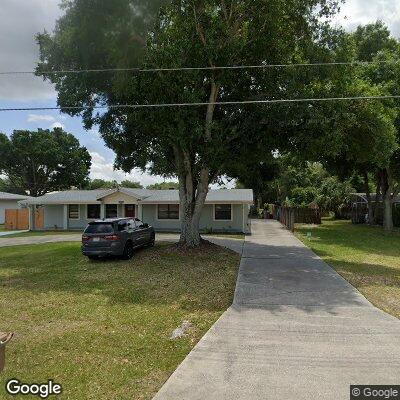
[0,60,397,76]
[0,95,399,112]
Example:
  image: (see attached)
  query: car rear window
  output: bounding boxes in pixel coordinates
[84,223,114,234]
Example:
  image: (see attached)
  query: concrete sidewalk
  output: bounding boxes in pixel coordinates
[153,219,400,400]
[0,230,29,237]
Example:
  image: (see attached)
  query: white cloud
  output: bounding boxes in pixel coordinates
[0,0,61,100]
[26,113,66,131]
[1,0,398,101]
[27,113,55,123]
[50,122,65,130]
[87,129,101,141]
[335,0,400,37]
[89,151,165,187]
[89,151,235,188]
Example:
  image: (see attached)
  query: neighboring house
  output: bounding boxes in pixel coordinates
[351,193,400,225]
[20,187,253,233]
[0,191,30,224]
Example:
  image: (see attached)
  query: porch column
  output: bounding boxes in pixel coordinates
[100,203,105,219]
[63,204,68,230]
[29,205,35,231]
[242,204,245,233]
[138,204,143,220]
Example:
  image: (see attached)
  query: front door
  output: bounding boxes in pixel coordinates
[125,204,136,218]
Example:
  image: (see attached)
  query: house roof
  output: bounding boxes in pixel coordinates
[0,191,30,201]
[20,188,254,205]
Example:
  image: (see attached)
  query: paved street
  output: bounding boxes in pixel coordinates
[153,219,400,400]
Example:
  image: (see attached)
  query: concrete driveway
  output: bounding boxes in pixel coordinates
[153,219,400,400]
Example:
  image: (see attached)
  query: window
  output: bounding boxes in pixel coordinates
[68,204,79,219]
[157,204,179,220]
[214,204,232,220]
[128,219,136,229]
[87,204,100,219]
[135,219,147,228]
[84,223,114,234]
[105,204,118,218]
[117,220,128,232]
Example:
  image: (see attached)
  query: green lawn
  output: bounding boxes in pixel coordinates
[296,219,400,320]
[0,224,5,231]
[0,241,240,399]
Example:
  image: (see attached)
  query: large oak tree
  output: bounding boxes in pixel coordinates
[0,128,91,196]
[37,0,341,246]
[348,23,400,230]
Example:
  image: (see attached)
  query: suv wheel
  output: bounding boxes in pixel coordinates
[122,242,134,260]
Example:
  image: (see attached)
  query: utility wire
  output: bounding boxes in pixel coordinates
[0,60,397,76]
[0,95,399,112]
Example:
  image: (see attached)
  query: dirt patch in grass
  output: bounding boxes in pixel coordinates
[0,241,240,399]
[166,238,224,252]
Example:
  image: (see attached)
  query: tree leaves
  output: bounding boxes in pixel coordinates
[0,129,91,196]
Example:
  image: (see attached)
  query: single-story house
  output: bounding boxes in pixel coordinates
[0,191,31,224]
[20,187,253,233]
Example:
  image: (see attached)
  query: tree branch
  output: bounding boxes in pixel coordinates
[193,3,207,47]
[205,79,220,140]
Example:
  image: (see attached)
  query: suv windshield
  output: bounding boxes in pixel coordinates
[84,223,114,234]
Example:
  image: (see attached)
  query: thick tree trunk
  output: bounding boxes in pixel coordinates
[363,171,374,225]
[383,192,393,231]
[178,168,209,247]
[173,73,218,247]
[174,147,210,247]
[381,168,394,231]
[374,176,381,224]
[180,196,204,247]
[257,195,262,211]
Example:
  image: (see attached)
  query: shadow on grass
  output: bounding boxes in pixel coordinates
[4,219,399,317]
[313,250,400,279]
[296,219,400,259]
[0,241,240,313]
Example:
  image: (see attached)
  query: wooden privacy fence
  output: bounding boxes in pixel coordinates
[274,206,321,231]
[5,208,44,230]
[5,209,29,230]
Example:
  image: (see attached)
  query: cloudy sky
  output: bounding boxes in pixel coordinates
[0,0,399,186]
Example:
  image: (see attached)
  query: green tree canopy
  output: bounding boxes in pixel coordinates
[347,23,400,229]
[146,181,179,190]
[284,22,400,228]
[0,128,91,196]
[37,0,341,246]
[86,179,143,189]
[86,179,118,189]
[120,180,143,188]
[353,21,399,61]
[268,156,355,216]
[0,177,26,195]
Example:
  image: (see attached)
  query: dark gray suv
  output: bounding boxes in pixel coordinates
[81,218,155,260]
